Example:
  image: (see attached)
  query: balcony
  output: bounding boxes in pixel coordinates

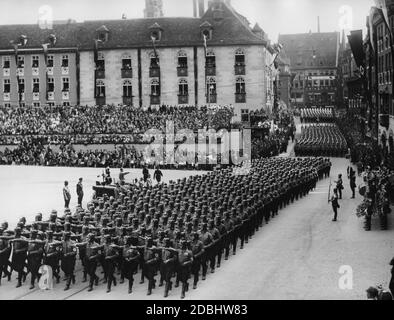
[121,68,133,78]
[150,95,161,105]
[207,93,217,104]
[122,96,133,106]
[61,67,69,75]
[96,96,106,106]
[47,91,55,101]
[177,66,188,77]
[3,68,10,77]
[3,92,10,101]
[178,94,189,105]
[47,67,54,75]
[17,68,24,76]
[234,64,246,75]
[235,92,246,103]
[149,66,160,78]
[32,68,39,76]
[33,92,40,101]
[205,64,216,76]
[95,69,105,79]
[62,91,70,100]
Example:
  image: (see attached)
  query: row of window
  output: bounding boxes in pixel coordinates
[2,55,69,69]
[293,79,336,88]
[3,102,71,108]
[3,77,69,93]
[378,71,392,85]
[95,50,246,71]
[94,77,247,101]
[377,53,392,73]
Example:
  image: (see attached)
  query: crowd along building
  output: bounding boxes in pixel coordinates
[0,0,279,121]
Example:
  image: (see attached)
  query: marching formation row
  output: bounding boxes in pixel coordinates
[295,124,348,157]
[0,157,332,299]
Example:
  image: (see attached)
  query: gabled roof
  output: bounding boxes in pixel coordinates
[0,3,265,52]
[278,32,340,69]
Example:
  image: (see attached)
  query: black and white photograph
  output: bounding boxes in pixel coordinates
[0,0,393,304]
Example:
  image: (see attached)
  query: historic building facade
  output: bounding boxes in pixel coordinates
[0,0,277,121]
[279,32,340,108]
[367,4,394,148]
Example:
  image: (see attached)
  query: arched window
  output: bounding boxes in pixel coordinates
[236,77,246,94]
[179,79,188,96]
[206,50,215,67]
[96,79,105,97]
[177,51,187,68]
[123,79,132,97]
[150,51,159,68]
[235,48,245,66]
[122,54,132,70]
[151,79,160,96]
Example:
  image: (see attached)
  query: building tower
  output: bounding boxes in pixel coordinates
[144,0,164,18]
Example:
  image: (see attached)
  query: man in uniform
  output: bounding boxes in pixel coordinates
[121,236,140,294]
[43,230,62,284]
[177,240,193,299]
[63,181,71,209]
[102,234,119,293]
[84,233,101,292]
[142,237,159,295]
[26,230,44,289]
[77,178,84,208]
[158,238,176,297]
[61,231,77,291]
[0,228,12,284]
[190,232,204,289]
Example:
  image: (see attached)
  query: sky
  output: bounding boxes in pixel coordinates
[0,0,376,42]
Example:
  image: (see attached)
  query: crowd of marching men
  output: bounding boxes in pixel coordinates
[299,107,335,123]
[0,157,332,299]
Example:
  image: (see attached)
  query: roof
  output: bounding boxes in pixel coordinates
[278,32,340,70]
[0,2,265,52]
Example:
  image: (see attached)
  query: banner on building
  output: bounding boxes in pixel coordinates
[368,8,376,52]
[347,30,365,69]
[374,0,391,33]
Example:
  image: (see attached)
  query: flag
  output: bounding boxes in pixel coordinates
[11,42,21,104]
[347,30,365,69]
[368,8,376,52]
[42,43,49,66]
[203,34,207,56]
[375,0,391,32]
[93,39,102,67]
[151,36,159,66]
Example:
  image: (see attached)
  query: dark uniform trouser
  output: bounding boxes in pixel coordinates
[0,249,11,284]
[79,250,87,280]
[12,252,26,285]
[85,258,98,289]
[122,257,139,292]
[179,262,191,296]
[43,255,60,281]
[160,260,174,294]
[191,255,201,286]
[216,237,224,267]
[27,254,42,286]
[104,258,116,290]
[143,260,157,292]
[61,256,76,287]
